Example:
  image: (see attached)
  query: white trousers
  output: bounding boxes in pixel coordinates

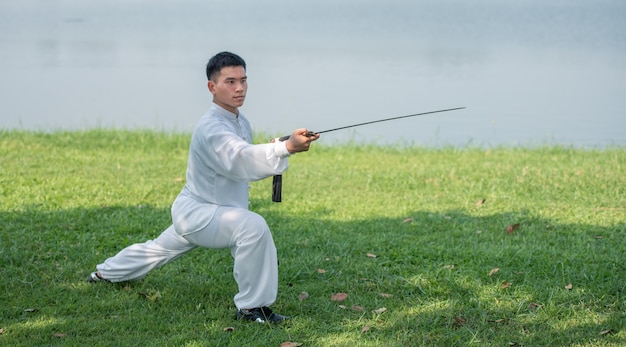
[96,206,278,309]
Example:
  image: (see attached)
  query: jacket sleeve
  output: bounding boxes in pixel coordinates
[200,129,290,182]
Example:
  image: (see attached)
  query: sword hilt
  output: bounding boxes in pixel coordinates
[278,131,317,142]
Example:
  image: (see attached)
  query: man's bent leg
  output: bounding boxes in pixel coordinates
[183,207,278,309]
[96,225,196,282]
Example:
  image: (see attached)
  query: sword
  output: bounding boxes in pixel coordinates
[272,106,466,202]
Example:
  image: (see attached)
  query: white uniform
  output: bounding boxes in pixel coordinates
[96,103,291,309]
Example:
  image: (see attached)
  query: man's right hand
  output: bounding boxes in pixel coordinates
[285,128,320,153]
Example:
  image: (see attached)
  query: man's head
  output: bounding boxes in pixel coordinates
[206,52,247,114]
[206,51,246,82]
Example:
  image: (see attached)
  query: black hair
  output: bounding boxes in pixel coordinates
[205,51,246,81]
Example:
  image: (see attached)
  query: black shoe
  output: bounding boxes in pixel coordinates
[88,271,105,283]
[236,307,290,323]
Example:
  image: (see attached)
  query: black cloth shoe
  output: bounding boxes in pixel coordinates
[88,271,105,283]
[236,307,290,323]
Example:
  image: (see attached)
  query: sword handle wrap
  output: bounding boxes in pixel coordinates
[272,174,282,202]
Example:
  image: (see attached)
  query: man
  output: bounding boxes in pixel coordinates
[88,51,319,323]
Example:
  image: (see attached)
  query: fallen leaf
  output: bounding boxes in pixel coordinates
[298,292,309,301]
[317,268,327,274]
[506,223,520,234]
[488,319,505,323]
[443,264,455,269]
[280,342,303,347]
[379,293,393,298]
[508,343,519,346]
[174,177,184,182]
[366,253,377,258]
[24,308,38,313]
[53,333,66,338]
[528,302,541,310]
[372,307,387,314]
[454,316,466,326]
[338,305,346,309]
[595,235,603,239]
[475,198,486,206]
[600,329,614,336]
[361,325,370,333]
[489,268,500,277]
[444,215,452,220]
[352,305,364,312]
[501,281,512,289]
[138,291,161,302]
[0,328,4,334]
[223,327,234,332]
[331,293,348,301]
[565,283,573,290]
[402,217,413,223]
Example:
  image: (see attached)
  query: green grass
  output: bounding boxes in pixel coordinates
[1,129,624,346]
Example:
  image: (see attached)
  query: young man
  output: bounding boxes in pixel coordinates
[88,51,319,323]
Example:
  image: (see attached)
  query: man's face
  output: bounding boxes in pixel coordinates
[208,66,247,114]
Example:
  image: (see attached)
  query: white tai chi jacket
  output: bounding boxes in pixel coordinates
[171,103,291,236]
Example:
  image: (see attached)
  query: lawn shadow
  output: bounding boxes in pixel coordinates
[1,203,624,345]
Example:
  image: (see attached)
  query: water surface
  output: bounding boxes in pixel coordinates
[1,0,624,147]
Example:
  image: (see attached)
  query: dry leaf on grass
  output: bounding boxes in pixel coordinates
[506,223,520,234]
[338,305,346,309]
[0,328,4,335]
[443,264,455,269]
[53,333,67,338]
[352,305,364,312]
[489,268,500,276]
[24,308,38,313]
[372,307,387,314]
[298,292,309,301]
[528,302,541,310]
[331,293,348,301]
[366,253,377,258]
[501,281,512,289]
[454,316,467,326]
[379,293,393,298]
[600,329,614,336]
[402,217,413,223]
[281,342,303,347]
[223,327,234,332]
[475,198,486,206]
[565,283,573,290]
[361,325,371,333]
[317,268,327,274]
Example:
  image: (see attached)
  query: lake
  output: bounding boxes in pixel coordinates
[1,0,625,147]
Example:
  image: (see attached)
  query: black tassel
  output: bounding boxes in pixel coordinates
[272,175,282,202]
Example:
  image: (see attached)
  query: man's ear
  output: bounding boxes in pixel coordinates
[207,80,216,94]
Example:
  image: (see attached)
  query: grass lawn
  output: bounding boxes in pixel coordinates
[1,130,624,346]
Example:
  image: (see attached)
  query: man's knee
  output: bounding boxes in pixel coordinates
[240,212,270,239]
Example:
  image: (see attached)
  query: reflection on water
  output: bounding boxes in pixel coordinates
[1,0,625,147]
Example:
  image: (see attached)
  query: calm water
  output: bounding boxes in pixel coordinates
[1,0,625,147]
